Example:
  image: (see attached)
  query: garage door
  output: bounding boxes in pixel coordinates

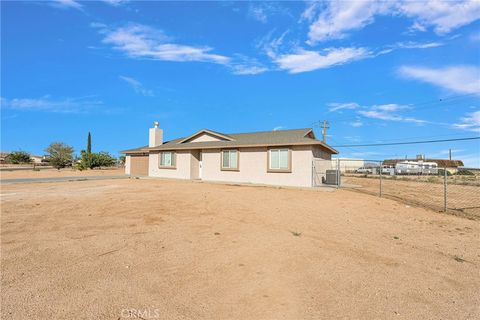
[130,155,149,176]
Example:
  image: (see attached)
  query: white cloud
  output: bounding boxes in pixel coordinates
[100,0,129,6]
[256,29,290,59]
[327,101,427,124]
[306,1,390,43]
[119,76,153,96]
[50,0,83,10]
[247,2,291,24]
[328,102,360,112]
[351,120,363,127]
[453,110,480,132]
[300,2,322,22]
[273,126,285,131]
[230,64,268,75]
[275,47,370,73]
[248,4,268,23]
[96,23,271,76]
[99,24,230,64]
[373,104,410,112]
[1,96,102,113]
[398,65,480,94]
[305,0,480,44]
[229,55,269,75]
[408,21,427,33]
[398,0,480,34]
[357,104,427,124]
[391,41,444,49]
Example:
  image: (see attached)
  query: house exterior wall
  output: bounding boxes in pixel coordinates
[312,145,332,160]
[125,155,131,175]
[200,145,315,187]
[149,151,192,179]
[190,150,200,179]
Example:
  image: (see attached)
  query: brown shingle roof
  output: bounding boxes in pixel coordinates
[122,128,338,154]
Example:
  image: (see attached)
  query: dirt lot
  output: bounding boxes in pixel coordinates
[342,175,480,220]
[0,167,124,179]
[1,178,479,319]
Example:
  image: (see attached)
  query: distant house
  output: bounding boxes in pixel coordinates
[121,123,338,187]
[31,155,46,164]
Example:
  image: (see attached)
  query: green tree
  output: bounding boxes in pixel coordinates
[87,132,92,154]
[45,142,74,169]
[7,151,32,164]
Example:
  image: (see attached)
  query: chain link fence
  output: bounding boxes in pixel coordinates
[313,158,480,220]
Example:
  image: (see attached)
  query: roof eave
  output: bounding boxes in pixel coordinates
[148,140,338,153]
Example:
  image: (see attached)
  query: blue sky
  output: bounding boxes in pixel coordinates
[1,0,479,166]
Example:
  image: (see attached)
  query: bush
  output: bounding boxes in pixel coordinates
[78,150,117,169]
[91,151,117,168]
[6,151,32,164]
[438,169,452,176]
[456,169,474,176]
[45,142,74,169]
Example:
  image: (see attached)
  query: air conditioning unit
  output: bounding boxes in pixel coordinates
[324,169,340,185]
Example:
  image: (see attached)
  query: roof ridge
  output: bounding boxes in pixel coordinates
[226,128,312,135]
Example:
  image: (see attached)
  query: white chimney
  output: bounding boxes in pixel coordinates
[149,121,163,147]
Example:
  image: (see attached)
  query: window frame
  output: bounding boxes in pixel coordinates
[158,151,177,169]
[267,148,292,173]
[220,149,239,171]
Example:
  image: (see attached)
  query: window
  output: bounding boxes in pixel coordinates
[269,149,290,171]
[221,150,238,170]
[159,151,176,168]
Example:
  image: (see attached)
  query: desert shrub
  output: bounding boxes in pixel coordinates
[78,150,117,169]
[426,176,438,183]
[438,169,452,176]
[456,169,474,176]
[6,151,32,164]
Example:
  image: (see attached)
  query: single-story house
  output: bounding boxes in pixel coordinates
[122,123,338,188]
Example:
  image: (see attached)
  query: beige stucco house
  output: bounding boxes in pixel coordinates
[122,123,337,188]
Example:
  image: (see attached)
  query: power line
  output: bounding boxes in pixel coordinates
[331,132,475,145]
[331,136,480,148]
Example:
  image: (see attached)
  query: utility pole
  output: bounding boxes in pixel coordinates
[449,148,452,161]
[321,120,330,143]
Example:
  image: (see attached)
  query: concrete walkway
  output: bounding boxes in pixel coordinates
[0,175,127,185]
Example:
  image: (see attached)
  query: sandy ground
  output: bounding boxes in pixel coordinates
[0,167,124,179]
[1,178,479,319]
[342,176,480,220]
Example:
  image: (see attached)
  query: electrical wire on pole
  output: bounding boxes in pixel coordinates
[331,136,480,148]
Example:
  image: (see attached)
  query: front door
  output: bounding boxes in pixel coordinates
[199,152,203,179]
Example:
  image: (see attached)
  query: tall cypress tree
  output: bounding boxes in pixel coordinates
[87,132,91,154]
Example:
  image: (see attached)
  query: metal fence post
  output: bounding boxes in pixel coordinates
[379,163,383,197]
[443,167,447,212]
[311,160,314,187]
[337,158,340,188]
